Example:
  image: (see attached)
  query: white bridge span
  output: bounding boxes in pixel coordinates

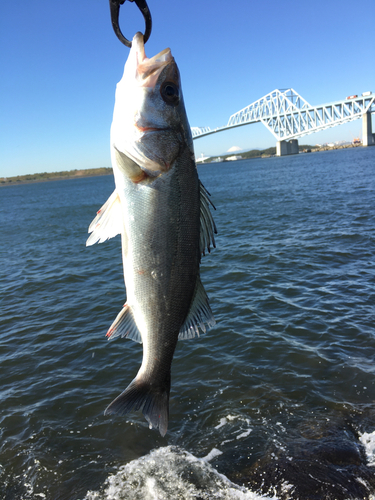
[191,89,375,155]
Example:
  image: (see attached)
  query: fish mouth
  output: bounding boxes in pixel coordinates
[131,32,174,88]
[134,124,169,133]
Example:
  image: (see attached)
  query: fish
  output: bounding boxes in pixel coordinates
[86,32,216,437]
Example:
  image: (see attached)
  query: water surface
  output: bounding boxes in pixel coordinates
[1,147,375,499]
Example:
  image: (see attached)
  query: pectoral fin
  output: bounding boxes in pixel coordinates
[86,190,123,246]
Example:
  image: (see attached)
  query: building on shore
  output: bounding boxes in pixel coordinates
[195,154,210,164]
[226,155,243,161]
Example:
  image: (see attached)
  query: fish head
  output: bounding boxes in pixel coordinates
[111,32,194,177]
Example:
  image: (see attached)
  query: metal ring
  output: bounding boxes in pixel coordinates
[109,0,152,48]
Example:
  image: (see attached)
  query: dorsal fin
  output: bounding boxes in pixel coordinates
[178,277,216,340]
[199,181,217,256]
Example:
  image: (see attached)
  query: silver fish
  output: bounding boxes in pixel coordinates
[87,33,216,436]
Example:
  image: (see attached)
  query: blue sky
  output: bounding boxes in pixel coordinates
[1,0,374,177]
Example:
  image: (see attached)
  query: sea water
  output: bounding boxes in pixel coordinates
[1,146,375,499]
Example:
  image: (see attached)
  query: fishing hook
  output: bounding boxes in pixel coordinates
[109,0,152,48]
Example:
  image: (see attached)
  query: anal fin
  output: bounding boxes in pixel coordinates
[106,303,142,343]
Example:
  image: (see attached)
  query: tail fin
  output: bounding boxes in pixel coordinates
[104,377,169,437]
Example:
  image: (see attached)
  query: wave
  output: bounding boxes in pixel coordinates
[84,445,274,500]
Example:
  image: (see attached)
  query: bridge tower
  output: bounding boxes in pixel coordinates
[362,112,375,146]
[276,140,299,156]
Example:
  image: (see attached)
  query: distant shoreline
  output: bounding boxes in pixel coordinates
[199,142,364,164]
[1,143,366,187]
[0,168,113,187]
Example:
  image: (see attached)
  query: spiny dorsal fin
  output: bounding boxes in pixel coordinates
[86,190,123,246]
[106,303,142,343]
[178,277,216,340]
[200,181,217,256]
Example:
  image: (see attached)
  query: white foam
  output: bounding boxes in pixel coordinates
[215,414,253,445]
[236,429,252,440]
[201,447,223,462]
[215,415,240,429]
[84,446,277,500]
[359,431,375,466]
[215,417,229,429]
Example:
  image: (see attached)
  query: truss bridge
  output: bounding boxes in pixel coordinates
[191,89,375,156]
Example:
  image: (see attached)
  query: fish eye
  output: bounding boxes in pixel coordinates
[161,82,179,106]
